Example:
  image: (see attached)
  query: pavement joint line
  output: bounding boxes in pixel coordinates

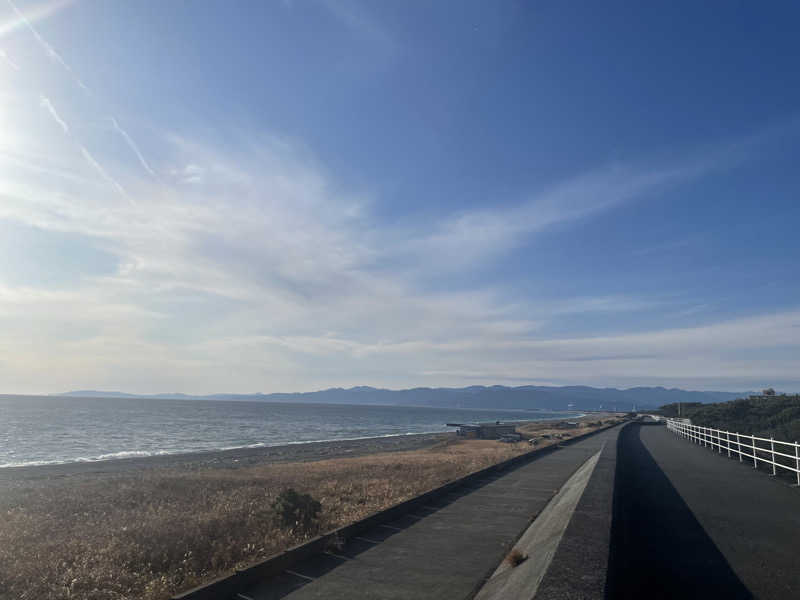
[285,570,314,582]
[354,536,380,544]
[323,552,350,561]
[380,524,403,531]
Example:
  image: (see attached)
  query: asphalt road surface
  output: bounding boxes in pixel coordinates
[608,423,800,600]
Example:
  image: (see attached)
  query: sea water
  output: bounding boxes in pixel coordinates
[0,395,578,468]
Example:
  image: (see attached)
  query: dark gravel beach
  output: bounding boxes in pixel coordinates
[0,431,452,484]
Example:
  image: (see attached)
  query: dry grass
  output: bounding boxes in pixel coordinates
[0,420,615,600]
[515,414,620,439]
[505,548,528,567]
[0,437,539,600]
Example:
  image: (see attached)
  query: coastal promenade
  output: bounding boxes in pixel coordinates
[183,420,800,600]
[235,426,620,600]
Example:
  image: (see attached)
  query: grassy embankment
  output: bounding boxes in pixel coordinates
[0,418,615,600]
[660,394,800,441]
[660,394,800,480]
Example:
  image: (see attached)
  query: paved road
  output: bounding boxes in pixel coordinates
[608,423,800,600]
[237,426,621,600]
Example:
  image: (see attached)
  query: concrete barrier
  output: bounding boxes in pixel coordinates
[172,421,623,600]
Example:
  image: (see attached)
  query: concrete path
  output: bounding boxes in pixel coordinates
[474,446,604,600]
[608,423,800,600]
[237,426,622,600]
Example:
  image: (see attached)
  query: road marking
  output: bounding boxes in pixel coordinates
[236,594,256,600]
[380,524,402,531]
[323,551,350,561]
[285,570,314,582]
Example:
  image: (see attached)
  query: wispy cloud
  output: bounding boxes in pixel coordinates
[6,0,88,91]
[1,78,798,393]
[78,145,126,197]
[33,94,129,198]
[38,94,68,133]
[318,0,394,50]
[0,0,71,39]
[0,47,19,69]
[396,154,733,276]
[109,117,156,177]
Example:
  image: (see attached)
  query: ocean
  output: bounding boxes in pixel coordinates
[0,395,578,468]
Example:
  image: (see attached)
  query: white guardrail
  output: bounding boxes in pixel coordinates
[666,418,800,486]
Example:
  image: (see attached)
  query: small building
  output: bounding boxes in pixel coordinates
[556,421,579,429]
[446,421,519,440]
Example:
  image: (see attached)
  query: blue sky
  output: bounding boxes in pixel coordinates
[1,0,799,394]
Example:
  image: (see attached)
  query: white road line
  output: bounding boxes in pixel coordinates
[285,570,314,582]
[323,551,350,561]
[236,594,256,600]
[380,524,402,531]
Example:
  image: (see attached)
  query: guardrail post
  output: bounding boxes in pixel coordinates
[726,430,731,458]
[753,437,758,469]
[771,438,777,476]
[718,430,722,454]
[795,442,799,487]
[737,432,742,462]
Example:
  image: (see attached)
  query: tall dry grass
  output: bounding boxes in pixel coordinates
[0,438,536,600]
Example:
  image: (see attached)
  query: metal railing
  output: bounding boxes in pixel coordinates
[666,418,800,486]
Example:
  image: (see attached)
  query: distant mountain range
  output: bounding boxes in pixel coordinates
[59,385,748,411]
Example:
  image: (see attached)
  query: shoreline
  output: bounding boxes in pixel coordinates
[0,411,605,484]
[0,431,454,483]
[0,411,588,479]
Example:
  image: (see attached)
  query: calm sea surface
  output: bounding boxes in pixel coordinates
[0,396,578,468]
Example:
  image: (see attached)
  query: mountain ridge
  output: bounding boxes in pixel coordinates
[59,385,749,411]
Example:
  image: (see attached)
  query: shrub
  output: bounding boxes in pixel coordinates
[271,488,322,535]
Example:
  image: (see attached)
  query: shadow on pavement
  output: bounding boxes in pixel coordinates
[243,470,513,599]
[606,423,752,600]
